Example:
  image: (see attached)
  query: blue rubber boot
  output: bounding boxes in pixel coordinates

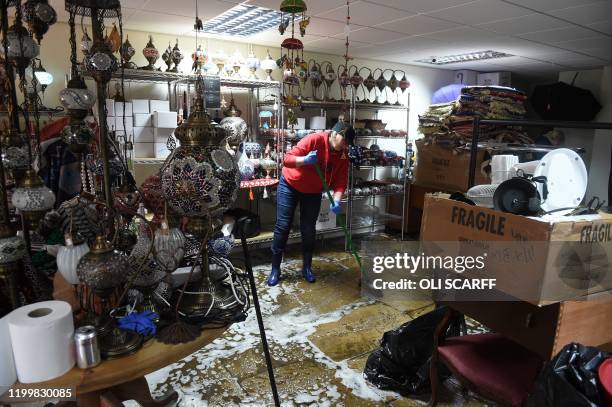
[267,251,283,286]
[302,252,316,283]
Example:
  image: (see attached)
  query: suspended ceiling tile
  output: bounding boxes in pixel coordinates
[548,2,612,25]
[518,26,601,43]
[143,0,233,18]
[332,27,411,44]
[588,20,612,35]
[123,10,195,34]
[425,0,532,25]
[361,0,477,14]
[376,15,461,36]
[316,1,415,26]
[499,0,606,12]
[423,26,501,43]
[246,0,347,15]
[305,37,372,52]
[121,0,149,9]
[554,35,612,50]
[562,56,609,68]
[306,17,350,36]
[475,13,568,35]
[581,47,612,60]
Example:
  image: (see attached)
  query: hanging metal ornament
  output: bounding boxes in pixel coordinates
[85,39,118,83]
[141,35,159,71]
[119,35,136,69]
[1,129,30,181]
[387,70,398,93]
[80,28,92,59]
[337,64,350,100]
[296,57,307,88]
[279,0,307,101]
[170,39,184,73]
[321,61,335,101]
[22,0,57,44]
[361,68,376,102]
[349,64,363,98]
[307,60,322,100]
[398,70,410,93]
[106,23,121,53]
[161,41,172,72]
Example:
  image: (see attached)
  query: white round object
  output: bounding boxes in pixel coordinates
[56,238,90,285]
[533,148,587,214]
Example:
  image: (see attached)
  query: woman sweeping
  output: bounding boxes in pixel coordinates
[267,121,353,286]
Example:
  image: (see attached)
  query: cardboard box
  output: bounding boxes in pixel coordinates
[114,116,134,131]
[149,99,170,112]
[155,142,171,159]
[413,139,490,192]
[133,127,154,143]
[131,99,150,114]
[114,101,133,116]
[154,128,174,143]
[134,142,154,158]
[477,72,511,87]
[420,195,612,305]
[133,113,153,127]
[153,111,177,128]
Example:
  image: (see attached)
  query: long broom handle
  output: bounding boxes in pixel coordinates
[313,163,362,271]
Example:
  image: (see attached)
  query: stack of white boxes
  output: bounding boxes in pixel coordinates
[132,99,178,159]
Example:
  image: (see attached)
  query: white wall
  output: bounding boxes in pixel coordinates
[38,23,455,140]
[557,68,611,201]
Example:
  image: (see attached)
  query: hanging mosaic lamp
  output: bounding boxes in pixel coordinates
[85,37,118,83]
[1,129,30,181]
[22,0,58,44]
[399,73,410,93]
[0,222,26,276]
[80,28,92,58]
[56,234,90,285]
[60,122,95,155]
[59,76,95,116]
[11,169,56,227]
[4,21,40,71]
[387,72,399,93]
[170,39,184,73]
[260,50,277,81]
[160,79,240,227]
[192,44,207,74]
[376,71,387,92]
[154,220,185,273]
[141,35,159,71]
[120,35,136,69]
[363,73,376,93]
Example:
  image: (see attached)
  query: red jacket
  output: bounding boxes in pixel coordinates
[282,131,349,195]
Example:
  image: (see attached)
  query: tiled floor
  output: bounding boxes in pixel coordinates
[145,236,490,406]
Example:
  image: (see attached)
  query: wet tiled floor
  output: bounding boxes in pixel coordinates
[146,236,490,406]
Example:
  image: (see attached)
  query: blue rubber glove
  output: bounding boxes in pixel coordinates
[303,150,318,166]
[330,200,342,214]
[118,310,158,336]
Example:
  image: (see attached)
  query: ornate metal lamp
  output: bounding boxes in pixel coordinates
[11,168,55,228]
[22,0,58,44]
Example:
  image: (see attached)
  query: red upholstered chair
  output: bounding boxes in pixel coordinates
[428,309,544,407]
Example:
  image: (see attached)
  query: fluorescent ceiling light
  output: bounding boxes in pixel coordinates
[416,50,513,65]
[198,4,301,37]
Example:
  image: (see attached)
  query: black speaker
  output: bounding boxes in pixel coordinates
[493,177,542,216]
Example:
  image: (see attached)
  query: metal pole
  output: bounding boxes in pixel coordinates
[468,116,480,189]
[90,10,114,209]
[401,104,409,240]
[239,232,281,407]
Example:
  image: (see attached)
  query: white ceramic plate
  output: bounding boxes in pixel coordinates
[533,148,587,214]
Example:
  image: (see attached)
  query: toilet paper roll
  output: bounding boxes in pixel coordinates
[8,301,75,383]
[0,316,17,388]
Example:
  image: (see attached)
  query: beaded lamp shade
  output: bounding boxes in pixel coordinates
[161,80,239,218]
[76,236,128,294]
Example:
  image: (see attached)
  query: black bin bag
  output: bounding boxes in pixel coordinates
[526,342,610,407]
[364,306,462,396]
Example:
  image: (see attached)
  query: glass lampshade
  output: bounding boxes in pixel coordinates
[212,49,228,66]
[61,123,94,154]
[3,23,40,64]
[77,236,129,293]
[11,169,55,213]
[245,51,260,70]
[59,76,95,112]
[0,223,26,268]
[57,234,89,285]
[260,50,277,72]
[154,220,185,272]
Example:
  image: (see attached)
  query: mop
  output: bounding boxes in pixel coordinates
[313,163,363,271]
